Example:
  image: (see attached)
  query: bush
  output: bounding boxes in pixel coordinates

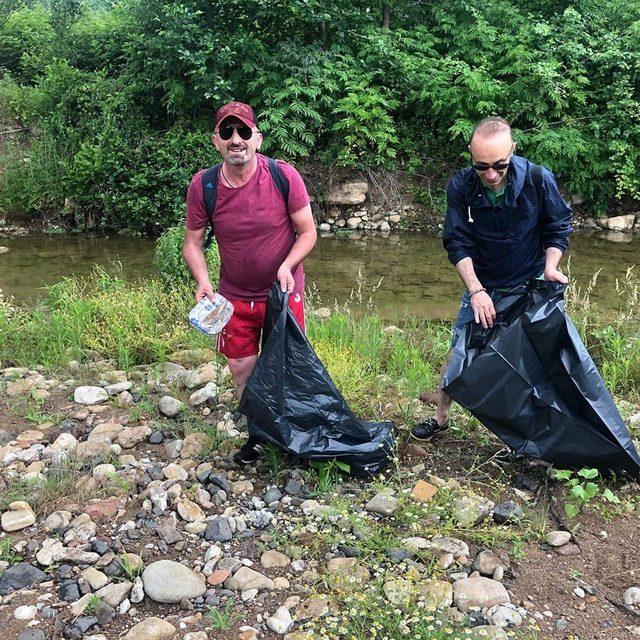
[154,223,220,289]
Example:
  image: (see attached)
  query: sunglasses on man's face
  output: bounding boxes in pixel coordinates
[217,124,255,141]
[472,160,511,172]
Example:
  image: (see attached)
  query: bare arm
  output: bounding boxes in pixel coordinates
[182,226,215,302]
[544,247,568,283]
[455,257,496,329]
[277,204,317,292]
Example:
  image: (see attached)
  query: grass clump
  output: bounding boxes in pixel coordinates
[0,263,209,369]
[205,598,241,631]
[0,537,23,565]
[0,456,98,516]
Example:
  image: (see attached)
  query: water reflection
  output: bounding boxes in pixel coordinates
[0,231,638,321]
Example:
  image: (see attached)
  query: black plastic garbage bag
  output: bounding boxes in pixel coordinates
[442,280,640,476]
[238,283,396,477]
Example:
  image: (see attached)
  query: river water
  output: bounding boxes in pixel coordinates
[0,231,638,320]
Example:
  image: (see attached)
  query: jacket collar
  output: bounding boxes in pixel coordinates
[461,154,529,206]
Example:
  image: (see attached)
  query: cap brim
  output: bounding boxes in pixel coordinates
[218,114,256,129]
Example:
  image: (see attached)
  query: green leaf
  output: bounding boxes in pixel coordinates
[602,488,621,503]
[335,460,351,473]
[584,482,599,499]
[571,485,586,501]
[565,502,580,518]
[577,468,599,480]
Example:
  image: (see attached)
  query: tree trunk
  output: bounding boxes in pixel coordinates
[381,3,390,29]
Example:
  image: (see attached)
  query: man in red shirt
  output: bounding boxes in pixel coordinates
[183,101,317,463]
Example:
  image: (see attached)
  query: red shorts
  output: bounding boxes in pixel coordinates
[217,293,305,359]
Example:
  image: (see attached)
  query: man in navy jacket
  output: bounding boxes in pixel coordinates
[412,116,573,442]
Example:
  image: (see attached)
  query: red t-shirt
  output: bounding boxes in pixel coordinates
[186,154,310,301]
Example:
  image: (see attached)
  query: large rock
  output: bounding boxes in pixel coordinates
[1,502,35,532]
[87,421,123,443]
[176,498,205,522]
[6,378,35,397]
[416,579,453,610]
[473,550,510,576]
[0,562,48,595]
[142,560,206,603]
[117,425,152,448]
[324,181,369,205]
[261,550,291,569]
[266,607,294,634]
[159,396,184,418]
[623,586,640,607]
[225,567,275,592]
[365,492,398,516]
[96,581,133,607]
[188,382,218,406]
[453,493,495,527]
[124,617,177,640]
[74,386,109,405]
[545,530,572,547]
[180,432,209,458]
[326,558,370,583]
[204,516,233,542]
[453,577,510,612]
[596,214,636,232]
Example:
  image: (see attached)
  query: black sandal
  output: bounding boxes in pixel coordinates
[410,417,449,441]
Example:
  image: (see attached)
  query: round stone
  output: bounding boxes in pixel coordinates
[545,531,572,547]
[142,560,206,603]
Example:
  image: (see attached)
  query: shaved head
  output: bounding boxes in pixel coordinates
[471,117,513,144]
[469,117,515,191]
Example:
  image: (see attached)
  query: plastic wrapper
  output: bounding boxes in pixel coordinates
[188,294,234,335]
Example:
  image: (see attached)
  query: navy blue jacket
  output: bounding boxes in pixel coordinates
[443,155,573,288]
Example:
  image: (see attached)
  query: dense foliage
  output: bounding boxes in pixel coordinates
[0,0,638,231]
[154,223,220,288]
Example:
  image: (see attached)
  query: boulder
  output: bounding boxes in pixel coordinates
[324,181,369,206]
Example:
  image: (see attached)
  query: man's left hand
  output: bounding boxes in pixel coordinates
[277,264,295,293]
[544,267,569,284]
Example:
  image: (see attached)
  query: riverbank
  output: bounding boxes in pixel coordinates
[0,275,639,640]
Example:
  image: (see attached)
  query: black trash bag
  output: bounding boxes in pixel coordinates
[238,283,396,477]
[442,279,640,477]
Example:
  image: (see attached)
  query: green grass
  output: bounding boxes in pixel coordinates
[205,599,241,631]
[0,456,100,516]
[0,263,209,369]
[0,537,23,565]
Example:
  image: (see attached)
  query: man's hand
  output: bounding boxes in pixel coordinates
[544,267,569,284]
[277,263,295,293]
[195,280,215,303]
[471,291,496,329]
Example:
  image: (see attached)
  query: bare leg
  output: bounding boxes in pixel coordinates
[226,355,258,400]
[434,349,454,426]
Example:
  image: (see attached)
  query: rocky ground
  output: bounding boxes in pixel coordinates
[1,352,639,640]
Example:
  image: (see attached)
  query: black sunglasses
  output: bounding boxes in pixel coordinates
[472,160,511,172]
[217,124,255,141]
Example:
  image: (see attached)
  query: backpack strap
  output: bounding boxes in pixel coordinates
[267,157,290,206]
[200,157,290,250]
[201,163,221,250]
[531,163,544,208]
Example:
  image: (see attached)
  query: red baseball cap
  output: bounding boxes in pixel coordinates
[214,101,257,129]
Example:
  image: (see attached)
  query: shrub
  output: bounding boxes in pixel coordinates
[154,223,220,289]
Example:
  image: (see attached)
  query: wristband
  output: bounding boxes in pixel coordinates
[469,288,486,297]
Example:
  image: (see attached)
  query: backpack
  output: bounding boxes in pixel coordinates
[200,157,290,250]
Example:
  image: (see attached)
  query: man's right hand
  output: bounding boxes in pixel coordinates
[471,291,496,329]
[195,281,215,303]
